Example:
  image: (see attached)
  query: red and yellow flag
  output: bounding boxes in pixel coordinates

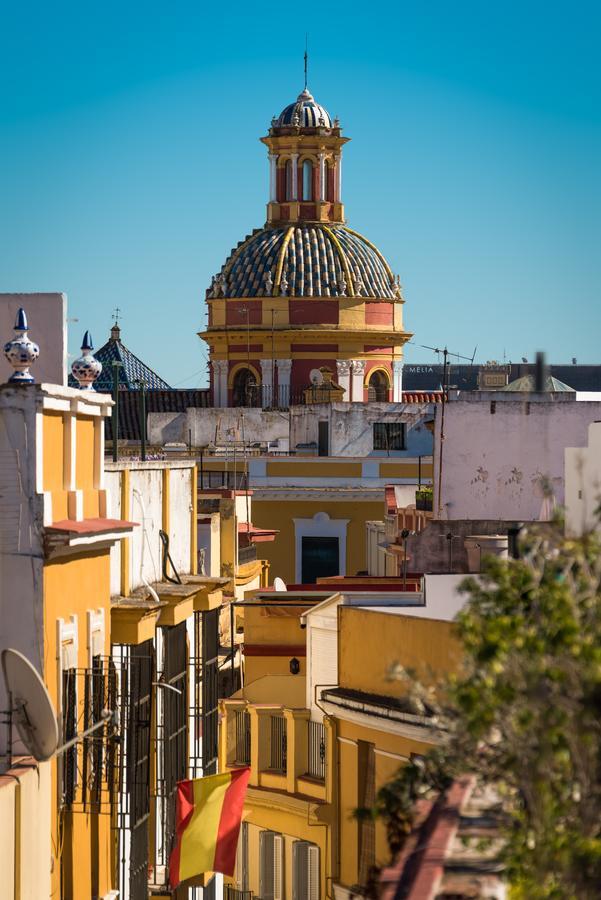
[169,768,250,888]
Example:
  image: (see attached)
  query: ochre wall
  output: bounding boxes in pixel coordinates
[337,718,434,887]
[251,499,383,583]
[43,549,113,900]
[339,608,462,699]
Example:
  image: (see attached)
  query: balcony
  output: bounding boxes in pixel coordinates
[220,698,332,802]
[238,543,258,566]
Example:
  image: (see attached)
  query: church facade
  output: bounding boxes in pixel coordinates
[199,87,411,409]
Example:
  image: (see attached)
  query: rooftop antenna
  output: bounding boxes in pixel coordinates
[304,34,308,90]
[419,343,476,519]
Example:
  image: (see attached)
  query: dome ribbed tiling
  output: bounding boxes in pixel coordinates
[211,225,397,299]
[276,89,332,128]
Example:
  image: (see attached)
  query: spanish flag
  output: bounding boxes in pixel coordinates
[169,768,250,888]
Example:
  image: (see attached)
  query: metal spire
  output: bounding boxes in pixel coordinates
[304,34,308,90]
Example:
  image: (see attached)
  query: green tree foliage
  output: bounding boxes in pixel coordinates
[374,524,601,899]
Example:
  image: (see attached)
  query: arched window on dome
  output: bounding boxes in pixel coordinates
[285,159,294,201]
[232,368,260,408]
[368,369,390,403]
[302,159,313,201]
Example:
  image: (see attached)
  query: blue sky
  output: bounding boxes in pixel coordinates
[2,1,600,386]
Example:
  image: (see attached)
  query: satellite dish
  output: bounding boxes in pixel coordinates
[273,577,287,592]
[1,649,59,762]
[309,368,323,385]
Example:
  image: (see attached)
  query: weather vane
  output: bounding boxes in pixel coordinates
[112,306,122,325]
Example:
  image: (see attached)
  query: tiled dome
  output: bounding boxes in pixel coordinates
[275,89,332,129]
[209,225,399,300]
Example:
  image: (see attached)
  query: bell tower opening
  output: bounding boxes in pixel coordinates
[367,369,390,402]
[232,367,260,408]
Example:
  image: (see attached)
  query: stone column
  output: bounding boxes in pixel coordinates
[212,360,228,407]
[336,360,352,402]
[276,359,292,407]
[318,152,326,201]
[351,359,366,402]
[291,153,299,201]
[335,155,342,202]
[260,358,274,408]
[269,153,277,202]
[392,360,404,402]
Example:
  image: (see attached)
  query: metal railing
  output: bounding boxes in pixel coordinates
[270,715,287,772]
[224,889,254,900]
[238,543,258,566]
[235,710,251,765]
[307,721,326,781]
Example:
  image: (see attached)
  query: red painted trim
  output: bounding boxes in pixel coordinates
[48,517,137,534]
[243,644,306,657]
[213,767,251,875]
[169,779,195,887]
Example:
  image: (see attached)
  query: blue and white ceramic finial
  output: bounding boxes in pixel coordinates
[4,308,40,384]
[71,331,102,390]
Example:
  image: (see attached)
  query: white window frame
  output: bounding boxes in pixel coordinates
[293,512,349,583]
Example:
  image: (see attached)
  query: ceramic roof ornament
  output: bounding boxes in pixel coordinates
[71,331,102,391]
[4,308,40,384]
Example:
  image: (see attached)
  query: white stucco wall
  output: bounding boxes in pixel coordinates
[105,460,195,595]
[0,293,67,386]
[148,406,289,448]
[435,394,601,520]
[565,421,601,536]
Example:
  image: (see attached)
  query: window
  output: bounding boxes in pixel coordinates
[301,536,339,584]
[285,159,294,200]
[232,368,259,408]
[357,741,376,886]
[259,831,283,900]
[373,422,406,452]
[235,822,249,891]
[302,160,313,200]
[293,841,320,900]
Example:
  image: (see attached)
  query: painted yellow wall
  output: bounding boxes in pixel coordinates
[43,549,113,900]
[43,410,68,520]
[337,718,435,886]
[251,499,384,582]
[339,607,461,699]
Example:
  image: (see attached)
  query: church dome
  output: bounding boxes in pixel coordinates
[275,88,332,128]
[209,224,400,300]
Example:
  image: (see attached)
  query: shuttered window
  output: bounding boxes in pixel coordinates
[235,821,249,890]
[259,830,283,900]
[357,740,376,886]
[293,841,320,900]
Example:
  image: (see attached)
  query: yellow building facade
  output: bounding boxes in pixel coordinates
[219,582,461,899]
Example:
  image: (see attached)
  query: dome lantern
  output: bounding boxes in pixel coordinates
[261,86,349,226]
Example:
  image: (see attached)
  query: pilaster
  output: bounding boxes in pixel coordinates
[392,360,404,402]
[351,359,366,402]
[336,360,352,401]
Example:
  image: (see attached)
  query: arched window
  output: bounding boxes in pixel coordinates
[367,369,390,403]
[302,160,313,201]
[285,159,294,201]
[232,368,259,407]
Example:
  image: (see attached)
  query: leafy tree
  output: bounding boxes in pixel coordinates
[373,523,601,899]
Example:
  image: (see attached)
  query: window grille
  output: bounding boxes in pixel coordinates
[155,623,188,883]
[270,715,287,772]
[373,422,406,451]
[235,710,251,765]
[202,608,219,775]
[189,609,218,779]
[61,668,77,807]
[307,721,326,781]
[113,640,154,900]
[293,841,320,900]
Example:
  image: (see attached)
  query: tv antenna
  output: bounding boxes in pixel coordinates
[1,649,115,771]
[419,344,477,518]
